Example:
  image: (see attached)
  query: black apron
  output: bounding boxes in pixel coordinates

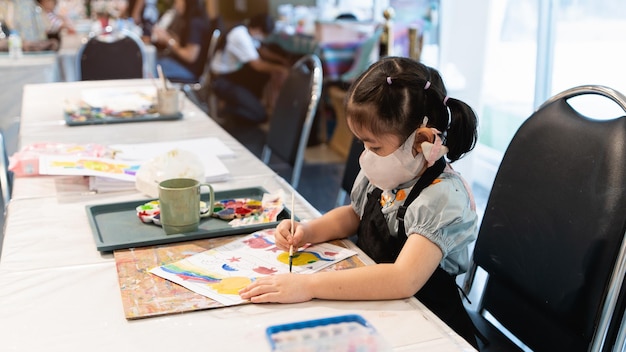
[356,158,479,349]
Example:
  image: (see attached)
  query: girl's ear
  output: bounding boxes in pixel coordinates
[414,127,435,153]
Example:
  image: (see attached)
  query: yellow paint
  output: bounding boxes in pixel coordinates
[277,252,319,266]
[210,277,251,294]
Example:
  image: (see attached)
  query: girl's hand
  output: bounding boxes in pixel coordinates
[239,274,313,303]
[274,219,306,251]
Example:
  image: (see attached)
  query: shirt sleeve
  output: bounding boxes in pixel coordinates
[403,173,478,275]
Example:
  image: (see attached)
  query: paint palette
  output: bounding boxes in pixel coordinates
[266,314,391,351]
[87,187,295,252]
[211,198,263,220]
[136,200,210,226]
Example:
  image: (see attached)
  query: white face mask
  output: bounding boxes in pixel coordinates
[359,131,426,191]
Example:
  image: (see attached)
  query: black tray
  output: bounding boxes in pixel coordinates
[65,111,183,126]
[86,187,293,252]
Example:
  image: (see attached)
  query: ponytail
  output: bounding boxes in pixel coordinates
[443,97,478,161]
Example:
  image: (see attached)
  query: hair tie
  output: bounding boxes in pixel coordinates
[424,81,431,90]
[386,77,392,85]
[443,96,450,106]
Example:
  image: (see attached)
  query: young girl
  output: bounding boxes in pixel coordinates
[239,57,479,347]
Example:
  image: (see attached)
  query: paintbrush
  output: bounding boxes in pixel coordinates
[157,64,167,90]
[289,192,295,273]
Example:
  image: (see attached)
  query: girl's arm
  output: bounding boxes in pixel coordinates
[240,232,443,302]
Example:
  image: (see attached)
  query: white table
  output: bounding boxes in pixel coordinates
[0,79,476,351]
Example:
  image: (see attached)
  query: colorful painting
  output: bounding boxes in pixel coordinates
[114,234,366,319]
[149,229,358,306]
[38,155,141,181]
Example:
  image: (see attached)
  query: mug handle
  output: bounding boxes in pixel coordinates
[200,183,215,218]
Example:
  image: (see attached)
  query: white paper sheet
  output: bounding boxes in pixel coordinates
[80,86,157,112]
[109,137,236,160]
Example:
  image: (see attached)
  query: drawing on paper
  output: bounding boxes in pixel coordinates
[150,229,357,306]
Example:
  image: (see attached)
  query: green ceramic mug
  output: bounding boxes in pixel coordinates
[158,178,214,235]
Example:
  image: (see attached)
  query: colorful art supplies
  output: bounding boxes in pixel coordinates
[266,314,391,351]
[9,142,110,177]
[63,86,183,126]
[136,200,210,226]
[135,191,286,229]
[87,187,294,252]
[113,235,367,319]
[211,198,263,220]
[225,192,286,227]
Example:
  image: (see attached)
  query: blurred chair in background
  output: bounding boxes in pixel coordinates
[77,29,145,80]
[335,136,364,207]
[182,28,221,117]
[261,54,323,189]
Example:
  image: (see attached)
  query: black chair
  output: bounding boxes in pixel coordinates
[0,128,13,259]
[464,85,626,352]
[261,54,323,189]
[182,28,221,117]
[77,30,145,81]
[335,136,364,207]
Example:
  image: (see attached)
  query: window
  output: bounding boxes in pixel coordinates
[444,0,626,197]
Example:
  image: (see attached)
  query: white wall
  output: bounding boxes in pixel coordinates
[438,0,494,188]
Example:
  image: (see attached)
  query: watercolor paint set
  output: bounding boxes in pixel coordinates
[86,187,294,252]
[266,314,391,351]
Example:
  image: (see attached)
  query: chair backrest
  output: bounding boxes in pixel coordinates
[197,28,221,89]
[0,130,12,211]
[339,26,383,83]
[469,85,626,351]
[335,136,364,207]
[261,54,323,189]
[77,30,145,81]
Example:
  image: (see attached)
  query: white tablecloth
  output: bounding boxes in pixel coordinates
[0,79,477,352]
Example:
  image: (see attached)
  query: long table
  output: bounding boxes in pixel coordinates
[0,79,476,351]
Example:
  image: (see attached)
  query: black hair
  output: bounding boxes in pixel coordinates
[169,0,207,46]
[345,56,478,162]
[248,13,275,35]
[215,14,274,52]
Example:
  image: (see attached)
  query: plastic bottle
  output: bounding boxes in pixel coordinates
[8,30,23,59]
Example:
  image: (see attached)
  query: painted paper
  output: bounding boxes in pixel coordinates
[149,229,358,306]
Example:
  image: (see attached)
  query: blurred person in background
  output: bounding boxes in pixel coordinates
[0,0,59,51]
[36,0,75,43]
[210,13,289,124]
[150,0,222,83]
